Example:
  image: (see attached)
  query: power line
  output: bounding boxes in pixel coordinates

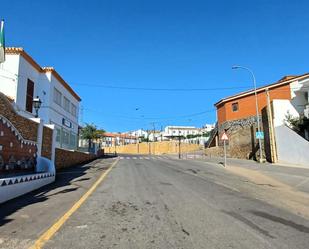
[70,82,252,92]
[2,67,309,93]
[83,106,215,121]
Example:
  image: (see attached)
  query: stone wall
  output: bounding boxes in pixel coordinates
[204,146,224,157]
[103,141,201,155]
[0,117,37,172]
[41,126,53,160]
[55,148,97,169]
[0,93,39,173]
[0,92,38,141]
[207,116,266,160]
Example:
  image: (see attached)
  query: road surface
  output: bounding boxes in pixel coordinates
[1,155,309,249]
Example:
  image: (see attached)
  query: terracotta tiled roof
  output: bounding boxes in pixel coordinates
[5,47,81,102]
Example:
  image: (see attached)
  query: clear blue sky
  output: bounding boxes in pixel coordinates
[2,0,309,132]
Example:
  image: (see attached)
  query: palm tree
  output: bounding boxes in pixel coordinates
[80,123,105,152]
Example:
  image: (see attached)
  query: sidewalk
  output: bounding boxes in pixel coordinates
[199,155,309,194]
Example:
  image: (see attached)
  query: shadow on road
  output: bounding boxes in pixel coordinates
[0,155,116,227]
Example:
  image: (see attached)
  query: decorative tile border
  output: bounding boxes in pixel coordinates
[0,115,36,146]
[0,172,55,187]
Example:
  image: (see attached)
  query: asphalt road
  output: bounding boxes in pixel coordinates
[0,157,116,249]
[38,155,309,249]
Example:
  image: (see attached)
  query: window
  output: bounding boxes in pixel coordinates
[63,97,70,112]
[26,79,34,113]
[71,103,77,117]
[54,88,62,106]
[62,130,69,145]
[232,102,239,112]
[70,133,76,147]
[56,128,61,142]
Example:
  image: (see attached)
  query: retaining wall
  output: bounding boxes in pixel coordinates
[55,148,97,169]
[103,141,201,155]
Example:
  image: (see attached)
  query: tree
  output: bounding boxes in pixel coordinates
[80,123,105,152]
[285,111,302,133]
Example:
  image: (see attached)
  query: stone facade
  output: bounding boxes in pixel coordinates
[0,116,37,172]
[41,126,53,160]
[55,148,97,169]
[0,92,38,141]
[206,116,266,160]
[0,93,39,173]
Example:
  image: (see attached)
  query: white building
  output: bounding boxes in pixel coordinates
[148,130,164,142]
[128,129,148,139]
[101,133,137,147]
[163,126,200,138]
[0,47,81,150]
[201,123,215,133]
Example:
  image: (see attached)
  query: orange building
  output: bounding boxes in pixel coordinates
[215,74,309,126]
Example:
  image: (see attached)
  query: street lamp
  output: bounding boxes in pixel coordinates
[32,96,42,118]
[232,65,263,162]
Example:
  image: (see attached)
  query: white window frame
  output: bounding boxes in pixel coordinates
[71,103,77,117]
[63,96,70,112]
[53,88,62,106]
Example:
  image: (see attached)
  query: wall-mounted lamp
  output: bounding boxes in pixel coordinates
[33,96,42,118]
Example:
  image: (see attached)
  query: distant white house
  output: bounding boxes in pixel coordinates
[126,125,214,143]
[0,47,81,150]
[161,125,214,145]
[128,129,148,139]
[163,126,200,138]
[202,123,215,133]
[100,133,138,147]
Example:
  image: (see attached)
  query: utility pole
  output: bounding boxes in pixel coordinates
[178,135,181,159]
[114,136,117,156]
[266,89,277,163]
[150,122,156,155]
[147,130,151,155]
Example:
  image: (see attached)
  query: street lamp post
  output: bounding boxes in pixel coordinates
[232,65,263,162]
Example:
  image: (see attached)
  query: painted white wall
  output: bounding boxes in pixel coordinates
[164,126,200,137]
[0,53,80,149]
[202,124,215,133]
[128,129,148,138]
[0,54,20,100]
[148,132,162,141]
[272,99,300,127]
[0,173,55,204]
[275,125,309,168]
[47,72,79,134]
